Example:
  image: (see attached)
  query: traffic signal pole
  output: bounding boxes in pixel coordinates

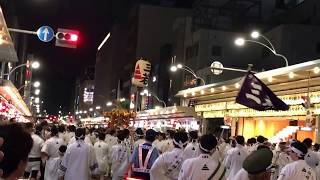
[8,28,38,35]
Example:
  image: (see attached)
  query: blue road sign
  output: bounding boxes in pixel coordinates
[37,26,54,42]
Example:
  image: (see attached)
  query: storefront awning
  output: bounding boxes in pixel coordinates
[0,80,31,116]
[176,60,320,118]
[177,59,320,104]
[136,106,198,120]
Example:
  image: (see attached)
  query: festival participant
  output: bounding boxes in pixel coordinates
[224,135,248,179]
[178,134,226,180]
[24,122,44,180]
[133,128,145,149]
[233,148,274,180]
[41,125,65,180]
[94,131,109,180]
[58,128,98,180]
[183,131,199,159]
[110,130,131,180]
[150,131,188,180]
[277,141,316,180]
[45,145,67,180]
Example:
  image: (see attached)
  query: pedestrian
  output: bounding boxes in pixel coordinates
[0,123,33,180]
[45,145,67,180]
[94,131,109,180]
[272,142,292,180]
[130,129,160,180]
[183,130,199,159]
[233,148,274,180]
[224,135,248,179]
[133,128,145,149]
[150,131,188,180]
[58,128,98,180]
[23,122,44,180]
[178,134,226,180]
[159,130,175,154]
[278,141,316,180]
[41,125,65,180]
[110,130,131,180]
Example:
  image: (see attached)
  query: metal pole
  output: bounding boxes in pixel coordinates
[8,28,37,35]
[211,66,257,73]
[0,62,5,79]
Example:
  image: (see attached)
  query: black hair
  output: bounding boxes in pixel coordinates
[98,132,106,140]
[117,130,126,141]
[58,125,66,133]
[0,123,33,178]
[189,131,198,142]
[173,131,188,148]
[75,128,86,140]
[59,145,67,153]
[51,125,59,136]
[40,121,48,127]
[145,129,157,142]
[235,135,245,145]
[257,145,270,150]
[68,125,76,132]
[257,136,265,143]
[251,138,257,144]
[167,130,175,139]
[109,129,116,135]
[314,143,320,152]
[291,142,308,160]
[302,138,313,149]
[199,134,217,154]
[24,122,34,130]
[123,129,130,138]
[35,125,42,136]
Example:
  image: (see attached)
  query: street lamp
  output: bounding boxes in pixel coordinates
[5,61,40,80]
[106,102,112,107]
[33,81,40,88]
[235,31,288,67]
[140,89,166,107]
[35,89,40,95]
[170,62,206,85]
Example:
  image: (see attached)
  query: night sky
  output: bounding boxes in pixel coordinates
[5,0,193,114]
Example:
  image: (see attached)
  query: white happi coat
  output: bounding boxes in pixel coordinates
[272,150,292,180]
[178,154,226,180]
[41,136,65,180]
[110,142,130,180]
[224,144,248,179]
[58,140,98,180]
[93,140,109,173]
[105,134,118,147]
[233,168,249,180]
[278,160,316,180]
[46,156,63,180]
[26,133,44,172]
[184,142,199,160]
[159,139,174,154]
[150,148,186,180]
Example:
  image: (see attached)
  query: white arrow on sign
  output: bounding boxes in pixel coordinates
[42,28,49,41]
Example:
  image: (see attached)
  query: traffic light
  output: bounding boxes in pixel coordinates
[55,28,79,48]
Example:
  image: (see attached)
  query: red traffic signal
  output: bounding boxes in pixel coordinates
[55,28,79,48]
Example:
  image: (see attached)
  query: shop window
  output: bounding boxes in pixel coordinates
[185,42,199,59]
[211,45,222,56]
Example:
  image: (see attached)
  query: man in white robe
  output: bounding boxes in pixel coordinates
[94,131,109,180]
[58,128,98,180]
[224,135,248,179]
[178,134,226,180]
[278,141,316,180]
[41,125,65,180]
[150,131,188,180]
[183,131,199,160]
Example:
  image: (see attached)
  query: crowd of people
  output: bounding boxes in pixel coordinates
[0,121,319,180]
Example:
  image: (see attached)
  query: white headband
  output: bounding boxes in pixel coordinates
[291,146,305,157]
[173,139,188,149]
[199,143,214,153]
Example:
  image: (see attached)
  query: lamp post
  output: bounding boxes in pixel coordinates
[140,89,166,108]
[170,61,206,85]
[235,31,289,67]
[4,61,40,80]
